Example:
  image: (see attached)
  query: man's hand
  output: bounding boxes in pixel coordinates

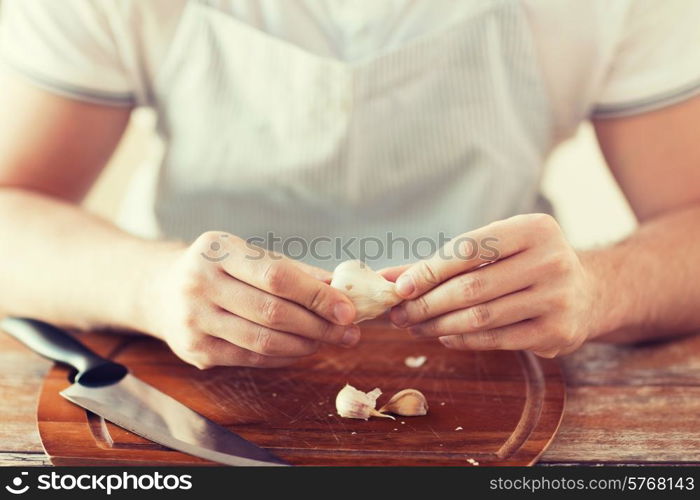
[387,214,598,357]
[141,232,359,369]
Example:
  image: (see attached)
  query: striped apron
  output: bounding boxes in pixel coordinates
[125,0,551,269]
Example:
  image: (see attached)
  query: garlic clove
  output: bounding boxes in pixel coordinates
[335,384,395,420]
[378,388,429,417]
[330,260,403,323]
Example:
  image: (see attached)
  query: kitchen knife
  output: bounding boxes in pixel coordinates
[1,317,288,467]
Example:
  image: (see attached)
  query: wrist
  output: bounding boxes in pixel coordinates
[126,239,186,337]
[578,246,640,340]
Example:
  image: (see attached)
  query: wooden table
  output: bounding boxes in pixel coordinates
[1,332,699,466]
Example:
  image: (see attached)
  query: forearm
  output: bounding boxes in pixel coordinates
[0,188,182,331]
[581,203,700,343]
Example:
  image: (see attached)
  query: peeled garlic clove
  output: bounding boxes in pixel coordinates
[330,260,403,323]
[378,389,429,417]
[335,384,395,420]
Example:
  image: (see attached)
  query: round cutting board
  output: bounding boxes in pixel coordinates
[37,324,565,466]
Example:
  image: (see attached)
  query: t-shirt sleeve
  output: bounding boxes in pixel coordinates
[0,0,135,107]
[592,0,700,118]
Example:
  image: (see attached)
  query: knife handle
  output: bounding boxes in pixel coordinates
[1,317,127,387]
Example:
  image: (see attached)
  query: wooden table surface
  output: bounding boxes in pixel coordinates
[1,331,699,466]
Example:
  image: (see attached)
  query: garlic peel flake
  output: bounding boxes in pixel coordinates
[405,355,427,368]
[330,260,403,323]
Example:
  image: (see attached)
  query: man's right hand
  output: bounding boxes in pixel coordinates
[139,232,359,369]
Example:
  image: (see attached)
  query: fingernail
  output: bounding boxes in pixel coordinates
[341,326,360,347]
[396,274,415,297]
[334,302,354,324]
[391,307,408,327]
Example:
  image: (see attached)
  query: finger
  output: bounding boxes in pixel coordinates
[438,320,542,351]
[201,308,321,357]
[410,289,545,337]
[218,236,356,325]
[377,264,412,282]
[293,261,333,283]
[269,249,333,283]
[178,336,300,369]
[206,276,361,347]
[207,338,301,368]
[391,252,538,326]
[533,348,561,358]
[394,215,548,300]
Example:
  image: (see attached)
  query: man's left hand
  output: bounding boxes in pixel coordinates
[387,214,600,358]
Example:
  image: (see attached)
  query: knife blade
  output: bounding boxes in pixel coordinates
[1,317,288,467]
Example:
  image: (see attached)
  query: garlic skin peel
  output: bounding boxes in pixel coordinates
[378,389,429,417]
[405,355,427,368]
[335,384,394,420]
[330,260,403,323]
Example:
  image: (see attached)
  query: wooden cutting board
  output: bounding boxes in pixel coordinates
[37,324,565,466]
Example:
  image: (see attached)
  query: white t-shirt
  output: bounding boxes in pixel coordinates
[3,0,700,136]
[1,0,700,267]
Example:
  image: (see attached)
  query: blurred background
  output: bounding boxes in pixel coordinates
[85,110,638,250]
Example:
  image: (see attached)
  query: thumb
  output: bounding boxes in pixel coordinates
[377,264,412,282]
